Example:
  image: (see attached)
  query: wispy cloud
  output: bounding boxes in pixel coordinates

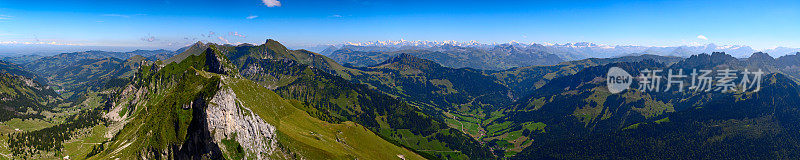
[330,14,343,18]
[0,14,12,22]
[202,31,216,38]
[697,35,708,40]
[246,15,259,19]
[141,35,157,42]
[229,32,246,38]
[261,0,281,7]
[218,36,229,44]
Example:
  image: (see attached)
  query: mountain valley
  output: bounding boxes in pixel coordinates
[1,39,800,159]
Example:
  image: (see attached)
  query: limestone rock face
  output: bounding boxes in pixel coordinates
[205,88,279,159]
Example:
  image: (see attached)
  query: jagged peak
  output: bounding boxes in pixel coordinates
[202,47,230,75]
[264,39,284,47]
[175,41,205,51]
[165,41,213,64]
[707,52,737,60]
[183,41,209,51]
[672,52,738,69]
[265,39,278,44]
[193,41,205,46]
[263,39,289,53]
[748,52,774,60]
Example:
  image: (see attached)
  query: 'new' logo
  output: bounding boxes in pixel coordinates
[607,67,632,94]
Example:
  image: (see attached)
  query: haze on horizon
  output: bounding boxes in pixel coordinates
[0,0,799,55]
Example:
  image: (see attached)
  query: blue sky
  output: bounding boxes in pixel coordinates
[0,0,799,52]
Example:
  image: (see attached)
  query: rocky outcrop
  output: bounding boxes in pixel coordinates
[177,97,223,159]
[205,48,228,75]
[205,88,279,159]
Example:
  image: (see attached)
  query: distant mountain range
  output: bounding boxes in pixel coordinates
[319,40,800,65]
[328,43,565,70]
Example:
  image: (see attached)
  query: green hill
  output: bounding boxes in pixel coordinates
[86,47,426,159]
[220,41,494,159]
[352,53,512,111]
[495,52,800,159]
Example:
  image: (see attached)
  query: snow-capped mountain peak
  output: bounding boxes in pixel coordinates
[330,40,800,60]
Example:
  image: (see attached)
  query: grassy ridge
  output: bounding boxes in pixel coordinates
[86,49,425,159]
[223,41,495,159]
[228,78,425,160]
[87,52,223,159]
